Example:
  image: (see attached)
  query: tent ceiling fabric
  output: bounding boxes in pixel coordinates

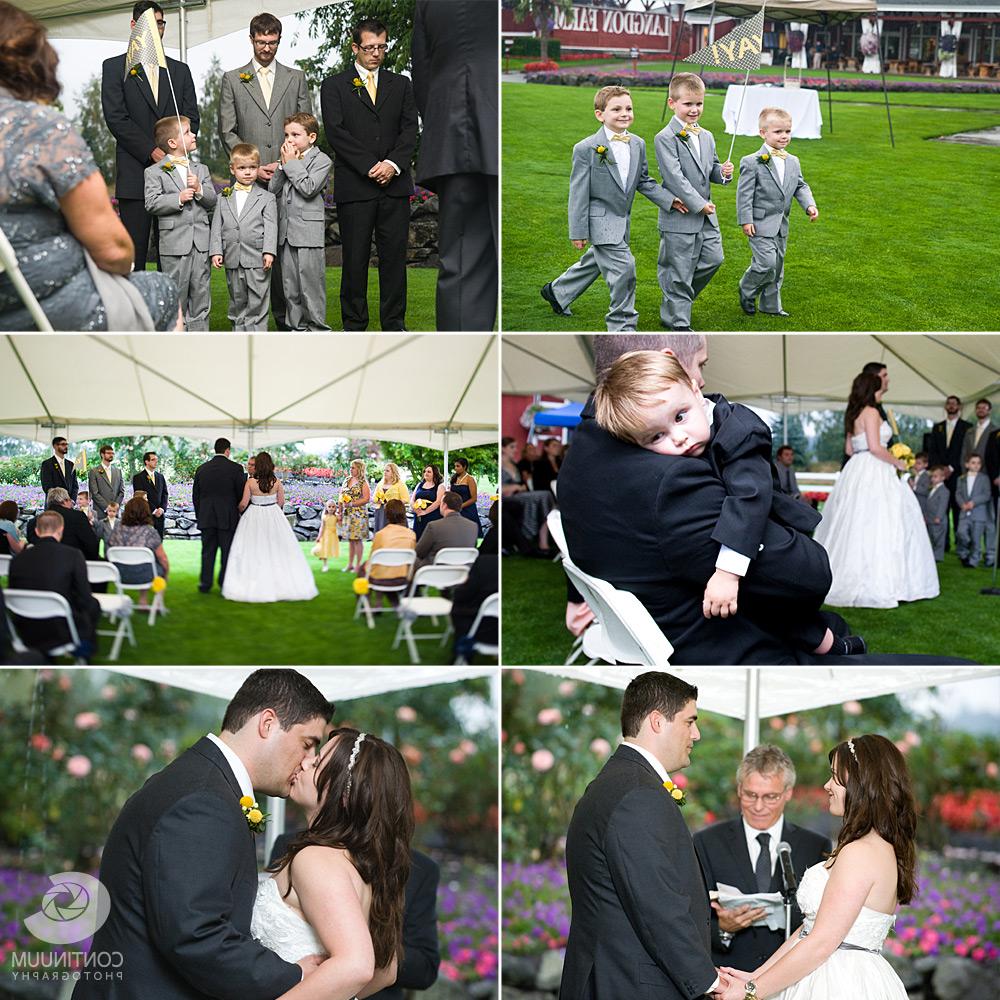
[1,334,498,450]
[503,335,1000,419]
[685,0,877,25]
[107,666,496,701]
[29,2,326,46]
[531,666,999,720]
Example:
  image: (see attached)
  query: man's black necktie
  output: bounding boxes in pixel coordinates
[755,833,772,892]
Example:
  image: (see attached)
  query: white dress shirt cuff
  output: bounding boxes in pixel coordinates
[384,159,400,175]
[716,545,751,577]
[707,974,720,994]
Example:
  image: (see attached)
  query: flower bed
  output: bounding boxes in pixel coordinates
[502,861,569,955]
[438,861,499,983]
[932,790,1000,834]
[524,61,560,72]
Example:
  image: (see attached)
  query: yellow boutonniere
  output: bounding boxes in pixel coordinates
[758,152,771,164]
[663,780,687,806]
[595,144,609,164]
[161,161,176,172]
[239,72,254,83]
[221,186,233,197]
[239,794,267,833]
[677,129,690,142]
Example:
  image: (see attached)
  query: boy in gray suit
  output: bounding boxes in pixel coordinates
[955,454,996,568]
[268,113,332,331]
[540,86,674,331]
[210,143,278,331]
[654,73,733,330]
[737,107,818,318]
[924,466,951,561]
[144,116,217,330]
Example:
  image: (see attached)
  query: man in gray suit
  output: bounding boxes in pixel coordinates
[960,399,997,468]
[88,445,125,518]
[219,12,313,329]
[737,107,818,318]
[414,492,478,570]
[774,445,802,500]
[956,454,995,568]
[541,86,675,331]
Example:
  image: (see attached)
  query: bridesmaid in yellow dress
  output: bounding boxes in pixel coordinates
[342,458,372,573]
[310,498,341,572]
[372,463,410,534]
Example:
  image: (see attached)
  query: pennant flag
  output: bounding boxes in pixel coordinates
[124,8,167,78]
[688,10,765,72]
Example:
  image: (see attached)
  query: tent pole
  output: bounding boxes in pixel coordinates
[442,427,450,482]
[265,796,284,860]
[699,2,717,78]
[178,0,188,63]
[664,5,689,122]
[873,15,895,148]
[743,670,761,755]
[782,335,788,445]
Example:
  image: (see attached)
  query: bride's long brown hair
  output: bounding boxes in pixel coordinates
[254,451,276,494]
[844,372,881,438]
[269,727,414,967]
[827,734,917,904]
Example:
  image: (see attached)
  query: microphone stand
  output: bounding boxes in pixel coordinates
[778,844,797,941]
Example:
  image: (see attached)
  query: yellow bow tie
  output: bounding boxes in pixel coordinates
[611,133,631,142]
[170,157,190,166]
[770,148,788,159]
[233,182,253,192]
[685,123,702,133]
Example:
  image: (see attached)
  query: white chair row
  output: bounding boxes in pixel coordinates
[4,590,87,663]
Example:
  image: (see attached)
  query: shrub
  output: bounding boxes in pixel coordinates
[0,455,43,486]
[523,60,559,72]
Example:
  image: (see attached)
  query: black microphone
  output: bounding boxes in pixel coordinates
[778,841,797,894]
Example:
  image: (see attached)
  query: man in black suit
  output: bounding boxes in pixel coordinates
[72,669,331,1000]
[101,2,199,270]
[411,0,498,331]
[694,745,831,972]
[561,671,722,1000]
[927,394,972,547]
[132,450,169,537]
[193,437,246,592]
[267,836,441,1000]
[321,18,418,330]
[26,489,100,562]
[8,510,100,657]
[39,436,78,502]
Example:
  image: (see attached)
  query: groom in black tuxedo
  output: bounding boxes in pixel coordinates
[561,671,722,1000]
[132,450,169,537]
[193,437,246,592]
[73,670,332,1000]
[321,18,417,330]
[39,437,79,502]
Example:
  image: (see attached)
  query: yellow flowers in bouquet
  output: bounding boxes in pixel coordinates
[413,499,429,510]
[890,443,915,470]
[339,493,350,504]
[374,488,386,504]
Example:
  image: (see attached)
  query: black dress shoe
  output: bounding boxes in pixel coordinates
[760,308,791,317]
[198,585,211,593]
[829,635,868,656]
[961,560,975,569]
[739,293,756,315]
[541,282,570,316]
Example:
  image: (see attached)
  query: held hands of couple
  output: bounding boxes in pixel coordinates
[703,569,740,619]
[717,967,753,1000]
[297,953,324,980]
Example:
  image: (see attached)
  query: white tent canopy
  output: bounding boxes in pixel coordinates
[1,334,498,451]
[685,0,877,24]
[502,334,1000,419]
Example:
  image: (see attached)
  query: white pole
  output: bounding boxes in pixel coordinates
[265,796,285,861]
[178,0,188,62]
[442,427,451,480]
[743,670,761,755]
[725,4,766,166]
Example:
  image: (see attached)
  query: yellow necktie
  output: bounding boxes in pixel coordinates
[145,63,159,103]
[148,473,155,484]
[365,71,377,103]
[259,66,272,107]
[234,182,253,192]
[946,422,953,447]
[771,148,788,159]
[611,133,631,142]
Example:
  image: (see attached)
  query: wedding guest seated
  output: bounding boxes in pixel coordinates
[414,492,477,571]
[501,437,553,556]
[92,500,121,556]
[774,445,803,500]
[451,502,498,661]
[359,499,416,605]
[479,501,498,555]
[532,438,563,494]
[109,496,169,607]
[517,442,538,486]
[0,586,48,664]
[0,500,25,555]
[7,510,100,659]
[26,488,99,561]
[0,3,180,331]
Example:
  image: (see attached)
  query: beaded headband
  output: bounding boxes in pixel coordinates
[345,732,367,797]
[846,738,858,761]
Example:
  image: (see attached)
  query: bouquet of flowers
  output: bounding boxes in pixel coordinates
[374,488,386,504]
[890,442,915,474]
[413,498,429,511]
[860,32,879,57]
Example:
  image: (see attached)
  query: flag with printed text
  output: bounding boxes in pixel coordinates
[124,8,166,77]
[687,10,765,71]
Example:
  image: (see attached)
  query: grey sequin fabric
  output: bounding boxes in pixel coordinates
[0,95,177,330]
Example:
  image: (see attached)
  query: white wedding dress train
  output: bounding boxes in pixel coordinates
[222,494,319,603]
[776,864,906,1000]
[251,875,325,961]
[813,421,938,609]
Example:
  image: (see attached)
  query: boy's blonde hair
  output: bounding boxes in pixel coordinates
[284,111,319,136]
[594,85,631,112]
[669,72,705,100]
[154,115,190,153]
[759,106,792,128]
[230,142,260,165]
[594,350,694,445]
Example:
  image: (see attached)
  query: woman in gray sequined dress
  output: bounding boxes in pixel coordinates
[0,3,179,330]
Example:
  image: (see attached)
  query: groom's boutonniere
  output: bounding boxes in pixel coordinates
[128,65,145,83]
[595,144,609,164]
[758,152,771,164]
[352,77,366,94]
[239,71,254,83]
[239,795,267,833]
[663,780,686,806]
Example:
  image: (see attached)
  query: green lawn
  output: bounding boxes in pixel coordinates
[500,549,999,664]
[83,539,454,665]
[501,83,1000,331]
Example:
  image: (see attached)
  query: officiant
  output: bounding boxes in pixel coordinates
[693,745,830,971]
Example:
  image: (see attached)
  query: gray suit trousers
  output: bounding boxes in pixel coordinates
[927,521,948,561]
[551,240,638,332]
[956,513,996,566]
[657,225,723,329]
[162,253,210,330]
[739,233,787,313]
[280,244,329,330]
[226,267,271,331]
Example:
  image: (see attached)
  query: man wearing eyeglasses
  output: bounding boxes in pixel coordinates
[220,11,313,330]
[101,1,200,272]
[321,18,418,331]
[693,745,830,973]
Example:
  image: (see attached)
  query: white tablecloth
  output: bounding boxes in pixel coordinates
[721,84,823,139]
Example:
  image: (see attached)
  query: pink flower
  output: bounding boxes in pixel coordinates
[66,755,92,778]
[401,744,423,765]
[672,772,688,789]
[396,706,417,722]
[537,708,563,726]
[449,749,467,764]
[74,711,101,730]
[51,746,65,761]
[100,685,117,701]
[589,738,611,756]
[531,749,555,772]
[30,733,52,753]
[512,741,525,755]
[58,675,72,691]
[459,739,477,755]
[558,681,577,696]
[131,744,153,764]
[161,739,177,758]
[809,738,823,753]
[510,670,525,685]
[972,947,986,961]
[904,731,920,747]
[768,717,784,731]
[986,761,999,779]
[842,700,862,715]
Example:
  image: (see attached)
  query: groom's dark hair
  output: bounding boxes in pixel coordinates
[222,669,333,733]
[214,438,231,454]
[862,361,886,375]
[621,671,698,738]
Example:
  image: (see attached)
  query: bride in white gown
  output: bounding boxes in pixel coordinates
[251,728,413,999]
[814,372,939,609]
[222,452,319,603]
[719,734,916,1000]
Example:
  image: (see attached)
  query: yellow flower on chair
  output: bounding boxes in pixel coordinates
[151,576,167,593]
[352,577,370,595]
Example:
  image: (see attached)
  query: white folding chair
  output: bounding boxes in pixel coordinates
[86,560,135,661]
[0,552,11,580]
[453,592,499,664]
[3,589,86,663]
[0,225,54,331]
[106,546,165,625]
[393,564,470,664]
[547,509,599,665]
[561,557,674,666]
[354,549,417,629]
[433,547,479,567]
